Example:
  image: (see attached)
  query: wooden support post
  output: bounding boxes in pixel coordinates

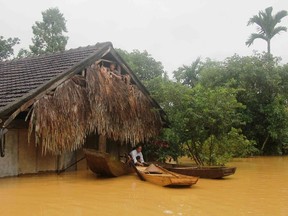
[98,135,106,152]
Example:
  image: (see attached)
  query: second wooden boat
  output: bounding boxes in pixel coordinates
[164,164,236,179]
[83,148,133,177]
[135,164,198,187]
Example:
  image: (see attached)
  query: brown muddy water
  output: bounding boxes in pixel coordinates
[0,157,287,216]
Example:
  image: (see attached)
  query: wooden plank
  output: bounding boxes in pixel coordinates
[3,109,21,128]
[0,128,8,135]
[98,135,107,152]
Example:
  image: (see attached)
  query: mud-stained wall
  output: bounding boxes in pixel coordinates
[18,129,36,174]
[0,126,132,177]
[75,149,88,171]
[18,128,57,174]
[0,129,18,177]
[0,128,82,178]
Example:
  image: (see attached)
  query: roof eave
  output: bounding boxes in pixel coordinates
[0,42,112,120]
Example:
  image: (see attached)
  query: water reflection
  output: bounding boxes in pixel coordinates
[0,157,287,216]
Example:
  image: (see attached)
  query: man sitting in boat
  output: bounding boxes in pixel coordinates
[130,144,148,166]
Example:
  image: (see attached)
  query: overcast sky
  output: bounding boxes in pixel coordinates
[1,0,288,75]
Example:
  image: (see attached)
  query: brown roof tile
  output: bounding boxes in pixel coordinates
[0,44,102,110]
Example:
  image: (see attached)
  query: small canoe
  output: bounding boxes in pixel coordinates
[164,164,236,179]
[135,164,198,187]
[83,148,133,177]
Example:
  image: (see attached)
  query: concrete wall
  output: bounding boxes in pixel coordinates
[0,128,81,178]
[17,128,58,174]
[0,129,18,177]
[18,129,36,174]
[76,149,88,171]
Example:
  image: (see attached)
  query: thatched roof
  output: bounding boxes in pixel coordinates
[0,42,111,118]
[0,42,167,154]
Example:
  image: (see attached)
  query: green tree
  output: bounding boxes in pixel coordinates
[144,76,190,161]
[116,49,164,81]
[17,48,32,59]
[0,36,20,61]
[200,54,288,155]
[173,57,202,87]
[246,7,288,54]
[184,85,254,165]
[30,7,68,55]
[145,75,255,164]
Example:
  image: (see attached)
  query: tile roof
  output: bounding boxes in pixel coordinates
[0,44,104,110]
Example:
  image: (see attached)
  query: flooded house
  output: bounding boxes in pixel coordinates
[0,42,167,178]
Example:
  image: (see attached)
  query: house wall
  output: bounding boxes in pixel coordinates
[76,149,88,171]
[0,129,18,177]
[0,125,130,178]
[18,129,37,174]
[0,127,85,178]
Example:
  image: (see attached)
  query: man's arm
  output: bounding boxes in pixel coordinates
[140,152,145,163]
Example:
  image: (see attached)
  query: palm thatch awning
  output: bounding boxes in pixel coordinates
[29,64,163,154]
[0,42,167,155]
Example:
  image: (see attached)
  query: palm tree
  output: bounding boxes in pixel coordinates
[173,57,202,88]
[246,7,287,54]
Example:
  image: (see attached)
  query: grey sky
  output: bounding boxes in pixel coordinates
[1,0,288,75]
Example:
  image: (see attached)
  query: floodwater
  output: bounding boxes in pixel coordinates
[0,157,287,216]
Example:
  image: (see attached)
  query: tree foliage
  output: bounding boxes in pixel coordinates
[17,48,32,59]
[30,8,68,55]
[184,85,256,165]
[144,74,257,165]
[173,57,202,87]
[116,49,165,82]
[0,36,20,61]
[144,76,190,161]
[246,7,288,54]
[124,52,278,164]
[200,53,288,155]
[144,52,288,163]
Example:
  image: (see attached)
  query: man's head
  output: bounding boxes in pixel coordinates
[136,144,142,153]
[100,65,107,73]
[110,62,116,71]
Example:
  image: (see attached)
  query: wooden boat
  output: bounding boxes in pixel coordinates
[164,164,236,179]
[135,164,198,187]
[83,148,133,177]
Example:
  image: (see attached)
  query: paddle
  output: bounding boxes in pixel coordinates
[57,157,85,174]
[125,153,145,181]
